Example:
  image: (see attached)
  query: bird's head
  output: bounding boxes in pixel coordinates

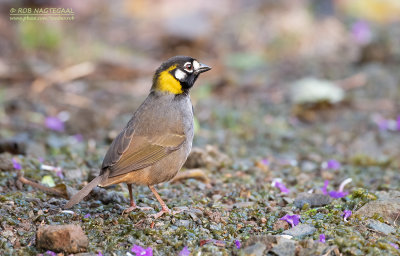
[152,56,211,95]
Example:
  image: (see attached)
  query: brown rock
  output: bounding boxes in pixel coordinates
[273,219,290,231]
[184,145,231,170]
[0,153,14,171]
[36,224,88,253]
[356,198,400,225]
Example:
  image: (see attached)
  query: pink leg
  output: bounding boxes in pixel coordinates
[149,185,171,218]
[122,184,152,214]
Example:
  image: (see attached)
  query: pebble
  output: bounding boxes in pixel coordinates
[36,224,88,253]
[273,220,290,231]
[176,219,190,228]
[294,193,333,208]
[282,224,316,238]
[243,242,267,256]
[0,153,14,171]
[301,161,318,172]
[64,168,84,180]
[232,202,255,209]
[270,237,297,256]
[366,219,395,235]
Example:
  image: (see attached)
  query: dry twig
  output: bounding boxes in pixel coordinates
[171,168,210,185]
[17,173,67,199]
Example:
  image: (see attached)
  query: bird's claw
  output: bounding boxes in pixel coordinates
[152,208,184,219]
[122,206,153,215]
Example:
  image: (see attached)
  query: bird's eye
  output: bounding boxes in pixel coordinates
[184,63,193,72]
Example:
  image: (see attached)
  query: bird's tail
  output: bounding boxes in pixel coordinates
[64,170,109,209]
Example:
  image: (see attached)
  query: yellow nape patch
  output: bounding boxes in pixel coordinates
[156,65,183,94]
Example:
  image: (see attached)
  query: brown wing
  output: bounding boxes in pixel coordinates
[101,122,186,178]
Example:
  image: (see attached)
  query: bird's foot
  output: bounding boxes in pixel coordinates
[152,208,184,219]
[152,207,171,219]
[122,206,153,215]
[172,209,183,215]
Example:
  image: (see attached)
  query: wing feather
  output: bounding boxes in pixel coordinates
[101,123,186,178]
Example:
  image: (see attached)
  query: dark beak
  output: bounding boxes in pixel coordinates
[196,63,211,74]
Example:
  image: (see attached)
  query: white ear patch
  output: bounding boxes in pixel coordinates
[174,69,187,81]
[193,60,200,70]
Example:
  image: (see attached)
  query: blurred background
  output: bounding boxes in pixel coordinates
[0,0,400,184]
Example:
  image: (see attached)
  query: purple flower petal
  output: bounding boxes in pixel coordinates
[390,243,399,250]
[397,116,400,131]
[45,116,65,132]
[324,159,341,170]
[261,159,269,166]
[45,251,57,256]
[351,20,372,45]
[12,158,22,170]
[272,179,290,194]
[328,190,349,199]
[341,210,352,221]
[178,246,190,256]
[84,213,91,218]
[73,134,84,142]
[97,251,103,256]
[321,180,329,195]
[324,178,351,198]
[377,118,389,131]
[235,240,241,249]
[131,245,153,256]
[319,234,326,243]
[280,214,300,228]
[56,168,64,179]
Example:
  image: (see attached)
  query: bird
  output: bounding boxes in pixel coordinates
[64,56,211,218]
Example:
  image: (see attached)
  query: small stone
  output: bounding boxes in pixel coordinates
[232,202,255,208]
[36,224,88,253]
[127,236,137,244]
[297,239,332,255]
[282,224,316,238]
[64,169,84,180]
[176,220,190,228]
[290,77,345,104]
[301,161,317,172]
[0,153,14,171]
[188,212,199,222]
[366,219,395,235]
[283,197,294,204]
[243,242,267,256]
[4,201,14,206]
[294,193,333,208]
[91,188,127,205]
[273,220,290,231]
[270,237,297,256]
[0,138,26,155]
[2,230,13,238]
[212,194,222,201]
